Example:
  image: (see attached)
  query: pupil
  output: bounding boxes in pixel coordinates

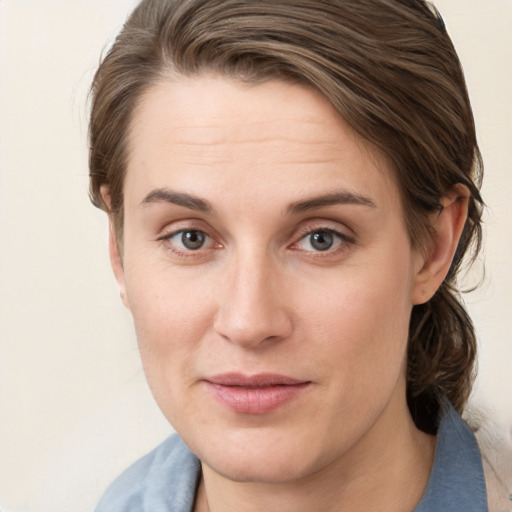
[182,231,205,250]
[311,231,333,251]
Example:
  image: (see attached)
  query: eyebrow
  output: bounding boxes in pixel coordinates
[140,188,375,216]
[287,191,376,214]
[141,189,214,214]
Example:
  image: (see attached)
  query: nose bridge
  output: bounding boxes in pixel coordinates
[214,245,292,347]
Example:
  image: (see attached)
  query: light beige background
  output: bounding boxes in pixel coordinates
[0,1,511,511]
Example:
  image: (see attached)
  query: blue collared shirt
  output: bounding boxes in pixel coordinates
[95,400,488,511]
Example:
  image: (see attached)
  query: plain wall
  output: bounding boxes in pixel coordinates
[1,1,511,510]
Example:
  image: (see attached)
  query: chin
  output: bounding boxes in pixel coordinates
[189,425,328,484]
[207,452,311,484]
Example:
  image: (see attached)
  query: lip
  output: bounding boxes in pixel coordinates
[204,373,311,414]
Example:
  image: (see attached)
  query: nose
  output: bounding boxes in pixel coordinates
[213,253,293,349]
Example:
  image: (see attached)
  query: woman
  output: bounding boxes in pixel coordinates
[89,0,487,510]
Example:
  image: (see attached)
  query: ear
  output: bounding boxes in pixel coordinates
[100,186,130,309]
[412,184,469,305]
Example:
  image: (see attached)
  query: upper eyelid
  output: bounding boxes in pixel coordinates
[158,228,213,243]
[293,222,354,242]
[160,227,208,237]
[157,220,213,238]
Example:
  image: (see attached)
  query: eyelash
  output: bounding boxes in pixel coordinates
[157,228,219,258]
[291,226,354,257]
[157,224,355,259]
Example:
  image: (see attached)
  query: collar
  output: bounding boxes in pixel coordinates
[414,397,488,511]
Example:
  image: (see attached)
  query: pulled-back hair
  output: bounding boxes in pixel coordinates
[89,0,483,433]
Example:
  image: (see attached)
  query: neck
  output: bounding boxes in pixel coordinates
[195,397,435,512]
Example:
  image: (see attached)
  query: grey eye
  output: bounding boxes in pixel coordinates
[180,230,207,250]
[309,231,335,251]
[296,229,344,253]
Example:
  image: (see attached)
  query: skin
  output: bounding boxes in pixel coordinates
[104,76,469,512]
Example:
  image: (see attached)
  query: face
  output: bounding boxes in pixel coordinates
[113,76,431,483]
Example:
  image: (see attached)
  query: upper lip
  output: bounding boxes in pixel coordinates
[205,373,309,387]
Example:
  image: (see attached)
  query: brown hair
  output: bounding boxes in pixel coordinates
[89,0,483,433]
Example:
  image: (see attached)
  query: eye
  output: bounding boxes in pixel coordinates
[164,229,212,251]
[296,229,345,252]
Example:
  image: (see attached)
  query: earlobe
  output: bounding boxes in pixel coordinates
[101,186,130,310]
[412,184,469,305]
[108,222,130,309]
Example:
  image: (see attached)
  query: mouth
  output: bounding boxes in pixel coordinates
[204,373,311,414]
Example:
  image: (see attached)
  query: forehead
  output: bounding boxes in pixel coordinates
[124,75,399,212]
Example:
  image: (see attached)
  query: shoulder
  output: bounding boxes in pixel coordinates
[94,433,201,512]
[465,400,512,512]
[415,398,489,511]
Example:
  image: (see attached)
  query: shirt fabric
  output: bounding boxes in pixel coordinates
[95,399,488,511]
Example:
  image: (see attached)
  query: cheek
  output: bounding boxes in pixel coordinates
[125,257,211,341]
[122,263,215,400]
[301,255,414,392]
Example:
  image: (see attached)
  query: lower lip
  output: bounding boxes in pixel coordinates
[205,382,310,414]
